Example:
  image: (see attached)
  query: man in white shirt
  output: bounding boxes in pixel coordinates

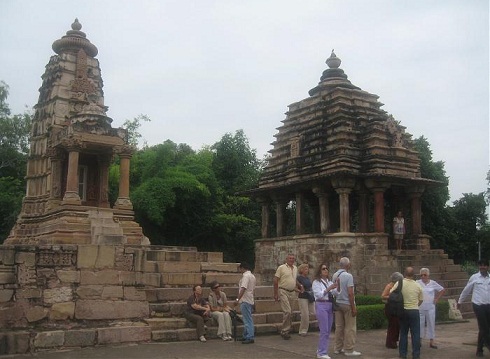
[458,259,490,357]
[236,262,256,344]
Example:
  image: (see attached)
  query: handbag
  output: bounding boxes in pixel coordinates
[306,291,315,303]
[321,279,340,310]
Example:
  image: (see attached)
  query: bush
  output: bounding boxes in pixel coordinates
[436,300,450,322]
[356,295,383,306]
[356,304,386,330]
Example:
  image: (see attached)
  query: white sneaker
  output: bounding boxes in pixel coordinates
[334,349,344,354]
[199,336,206,342]
[317,355,331,359]
[225,335,233,341]
[220,334,228,341]
[344,351,361,356]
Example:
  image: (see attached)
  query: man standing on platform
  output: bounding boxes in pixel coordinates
[274,253,298,340]
[458,259,490,357]
[332,257,361,356]
[235,262,256,344]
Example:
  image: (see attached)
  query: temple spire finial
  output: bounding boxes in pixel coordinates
[326,50,341,69]
[72,18,82,31]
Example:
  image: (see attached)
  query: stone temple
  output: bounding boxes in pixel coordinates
[0,22,469,354]
[6,19,145,246]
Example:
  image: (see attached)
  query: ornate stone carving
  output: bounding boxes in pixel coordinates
[37,249,76,267]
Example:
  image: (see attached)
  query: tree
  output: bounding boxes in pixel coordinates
[412,136,454,251]
[122,114,151,148]
[0,81,32,243]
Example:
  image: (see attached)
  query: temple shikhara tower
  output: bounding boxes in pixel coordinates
[246,51,442,282]
[6,19,145,245]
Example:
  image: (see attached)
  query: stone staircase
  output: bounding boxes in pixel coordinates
[393,249,472,318]
[141,246,317,342]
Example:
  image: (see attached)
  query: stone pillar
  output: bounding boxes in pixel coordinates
[358,190,369,233]
[409,189,424,236]
[98,154,111,208]
[295,192,305,235]
[258,198,270,238]
[275,198,288,237]
[313,186,330,234]
[62,142,82,205]
[114,146,134,210]
[335,188,352,233]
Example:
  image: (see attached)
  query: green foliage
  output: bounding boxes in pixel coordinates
[356,304,386,330]
[355,295,383,306]
[435,300,450,322]
[122,114,151,148]
[0,177,24,242]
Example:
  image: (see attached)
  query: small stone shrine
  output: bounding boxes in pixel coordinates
[246,51,442,284]
[6,19,145,245]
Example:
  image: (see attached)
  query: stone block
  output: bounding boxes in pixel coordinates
[16,288,42,299]
[75,300,149,320]
[80,270,120,285]
[49,301,75,320]
[0,332,30,355]
[0,289,14,302]
[57,269,80,283]
[97,325,151,344]
[34,331,64,348]
[0,248,15,265]
[124,287,147,301]
[95,245,116,269]
[119,271,144,285]
[156,261,201,273]
[161,273,202,286]
[64,329,96,347]
[0,272,15,284]
[101,286,124,299]
[77,245,99,269]
[15,252,36,266]
[43,287,73,304]
[76,285,103,299]
[143,273,161,287]
[26,306,48,322]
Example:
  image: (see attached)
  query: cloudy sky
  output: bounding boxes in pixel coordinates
[1,0,488,203]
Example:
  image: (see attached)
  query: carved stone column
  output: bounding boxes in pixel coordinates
[358,190,369,233]
[274,196,288,237]
[98,154,112,208]
[313,186,330,234]
[332,177,356,233]
[365,179,390,233]
[61,139,82,205]
[335,188,352,233]
[257,197,271,239]
[114,145,134,210]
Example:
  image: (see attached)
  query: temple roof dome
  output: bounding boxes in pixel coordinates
[52,18,98,57]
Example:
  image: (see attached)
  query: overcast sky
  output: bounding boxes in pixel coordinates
[1,0,488,203]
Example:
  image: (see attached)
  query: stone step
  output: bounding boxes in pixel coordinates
[147,286,274,303]
[151,320,318,342]
[146,250,223,263]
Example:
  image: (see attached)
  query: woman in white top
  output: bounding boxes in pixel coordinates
[416,267,445,349]
[312,263,337,359]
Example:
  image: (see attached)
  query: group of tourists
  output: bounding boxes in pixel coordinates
[183,252,490,359]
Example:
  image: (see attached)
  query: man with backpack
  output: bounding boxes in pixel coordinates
[391,267,423,359]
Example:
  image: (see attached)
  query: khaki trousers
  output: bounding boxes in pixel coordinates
[279,288,296,334]
[334,303,357,353]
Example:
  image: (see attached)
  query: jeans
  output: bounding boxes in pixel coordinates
[240,302,254,340]
[399,309,420,358]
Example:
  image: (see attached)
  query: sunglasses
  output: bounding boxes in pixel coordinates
[420,274,428,277]
[212,286,220,289]
[321,267,328,270]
